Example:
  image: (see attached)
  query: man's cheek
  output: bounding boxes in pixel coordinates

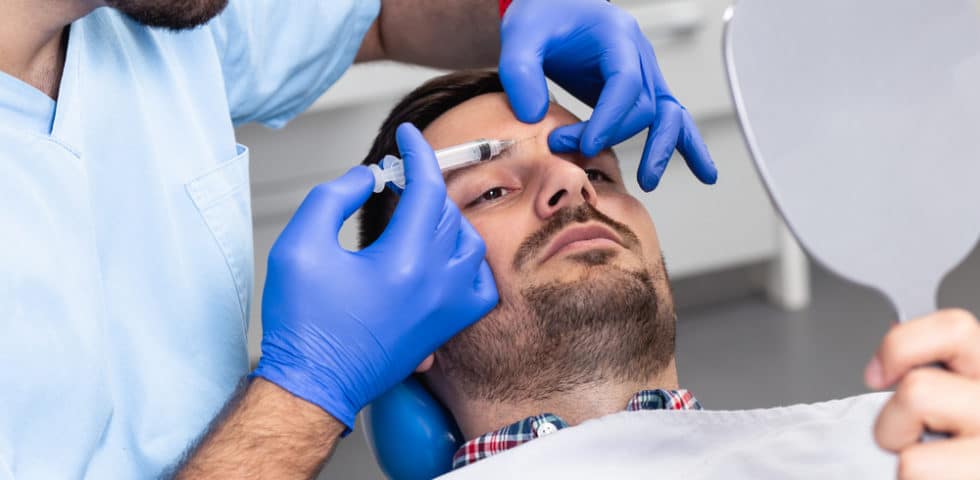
[483,242,511,279]
[470,222,506,270]
[620,202,661,249]
[475,230,523,294]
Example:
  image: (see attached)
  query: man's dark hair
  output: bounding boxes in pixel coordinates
[357,70,504,249]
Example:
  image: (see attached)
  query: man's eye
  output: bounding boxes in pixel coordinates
[469,187,512,207]
[585,168,612,183]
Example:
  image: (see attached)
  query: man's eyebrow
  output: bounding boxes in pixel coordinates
[443,163,482,186]
[443,143,520,186]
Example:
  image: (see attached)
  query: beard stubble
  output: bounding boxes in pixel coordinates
[435,204,676,403]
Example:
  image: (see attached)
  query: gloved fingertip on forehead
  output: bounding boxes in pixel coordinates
[547,121,586,153]
[580,137,608,158]
[499,63,550,124]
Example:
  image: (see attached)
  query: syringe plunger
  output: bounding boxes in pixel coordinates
[369,155,405,193]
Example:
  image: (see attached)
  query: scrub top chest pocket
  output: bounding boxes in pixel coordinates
[185,144,254,335]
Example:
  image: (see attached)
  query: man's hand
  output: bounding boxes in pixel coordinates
[253,123,498,430]
[865,309,980,480]
[498,0,717,191]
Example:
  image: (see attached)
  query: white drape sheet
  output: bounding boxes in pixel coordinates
[442,393,897,479]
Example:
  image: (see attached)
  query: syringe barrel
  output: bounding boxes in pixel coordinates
[435,139,494,170]
[370,139,511,193]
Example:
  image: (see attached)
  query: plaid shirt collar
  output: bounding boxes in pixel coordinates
[452,389,701,470]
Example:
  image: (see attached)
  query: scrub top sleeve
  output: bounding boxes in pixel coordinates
[210,0,381,128]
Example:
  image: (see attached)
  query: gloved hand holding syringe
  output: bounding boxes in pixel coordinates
[368,138,519,193]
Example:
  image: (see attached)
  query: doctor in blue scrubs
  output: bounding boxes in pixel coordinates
[0,0,722,478]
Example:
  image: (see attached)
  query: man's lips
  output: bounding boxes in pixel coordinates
[538,223,624,264]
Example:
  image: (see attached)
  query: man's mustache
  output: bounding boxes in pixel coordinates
[512,203,641,270]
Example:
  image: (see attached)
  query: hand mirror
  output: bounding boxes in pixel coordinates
[724,0,980,322]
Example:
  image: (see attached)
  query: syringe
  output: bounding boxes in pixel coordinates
[369,138,516,193]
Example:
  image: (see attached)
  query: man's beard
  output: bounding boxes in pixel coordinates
[105,0,229,30]
[435,205,676,403]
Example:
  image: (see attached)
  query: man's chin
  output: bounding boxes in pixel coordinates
[536,248,643,281]
[565,248,620,266]
[106,0,229,30]
[435,253,675,403]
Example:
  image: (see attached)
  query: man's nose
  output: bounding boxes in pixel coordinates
[534,160,598,219]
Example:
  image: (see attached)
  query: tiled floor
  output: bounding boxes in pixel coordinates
[318,246,980,479]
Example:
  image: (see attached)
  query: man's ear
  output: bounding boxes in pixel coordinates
[415,354,435,373]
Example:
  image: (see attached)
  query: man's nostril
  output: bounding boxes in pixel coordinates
[548,190,566,207]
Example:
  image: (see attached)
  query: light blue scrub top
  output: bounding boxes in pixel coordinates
[0,1,379,478]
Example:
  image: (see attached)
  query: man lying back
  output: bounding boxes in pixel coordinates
[357,71,980,479]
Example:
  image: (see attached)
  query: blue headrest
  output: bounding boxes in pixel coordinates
[362,377,462,479]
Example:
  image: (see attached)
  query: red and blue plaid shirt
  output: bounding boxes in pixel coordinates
[452,389,701,469]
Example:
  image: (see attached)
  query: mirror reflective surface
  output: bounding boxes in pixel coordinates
[725,0,980,320]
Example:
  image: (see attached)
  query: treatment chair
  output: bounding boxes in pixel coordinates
[361,378,462,479]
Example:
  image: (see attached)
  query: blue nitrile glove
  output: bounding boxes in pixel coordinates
[252,123,498,431]
[498,0,717,191]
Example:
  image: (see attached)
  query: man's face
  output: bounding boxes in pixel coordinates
[103,0,228,30]
[421,93,676,403]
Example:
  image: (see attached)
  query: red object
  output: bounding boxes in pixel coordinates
[499,0,513,18]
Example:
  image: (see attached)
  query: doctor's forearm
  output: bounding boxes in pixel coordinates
[356,0,500,68]
[173,378,344,479]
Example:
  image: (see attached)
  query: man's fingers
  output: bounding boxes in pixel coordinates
[383,123,449,247]
[869,309,980,388]
[677,108,718,185]
[499,39,550,124]
[637,101,683,192]
[285,166,375,248]
[874,368,980,452]
[895,436,980,480]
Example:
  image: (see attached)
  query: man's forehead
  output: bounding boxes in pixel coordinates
[421,92,581,149]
